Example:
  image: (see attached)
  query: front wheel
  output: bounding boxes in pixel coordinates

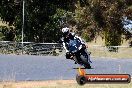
[84,62,91,69]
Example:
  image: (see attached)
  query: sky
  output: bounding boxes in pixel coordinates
[122,17,132,34]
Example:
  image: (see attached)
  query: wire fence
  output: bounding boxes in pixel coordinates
[0,41,63,56]
[0,41,132,58]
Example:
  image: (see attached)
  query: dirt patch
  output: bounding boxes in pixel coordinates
[0,80,76,88]
[0,80,131,88]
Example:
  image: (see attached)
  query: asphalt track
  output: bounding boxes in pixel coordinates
[0,54,132,81]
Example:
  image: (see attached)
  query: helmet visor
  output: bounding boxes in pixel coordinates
[63,31,69,37]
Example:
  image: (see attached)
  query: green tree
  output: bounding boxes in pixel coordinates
[72,0,131,51]
[0,0,76,42]
[0,26,15,41]
[0,0,131,46]
[87,0,131,47]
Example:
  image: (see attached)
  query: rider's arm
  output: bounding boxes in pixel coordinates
[62,42,69,53]
[75,35,85,44]
[61,37,69,53]
[70,32,85,44]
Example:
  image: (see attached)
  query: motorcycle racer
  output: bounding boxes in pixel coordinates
[61,27,92,64]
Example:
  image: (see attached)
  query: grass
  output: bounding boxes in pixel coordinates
[87,36,132,59]
[88,46,132,59]
[0,80,131,88]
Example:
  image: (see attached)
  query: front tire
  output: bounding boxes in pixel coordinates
[84,62,91,69]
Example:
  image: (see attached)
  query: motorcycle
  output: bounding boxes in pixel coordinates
[66,38,92,69]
